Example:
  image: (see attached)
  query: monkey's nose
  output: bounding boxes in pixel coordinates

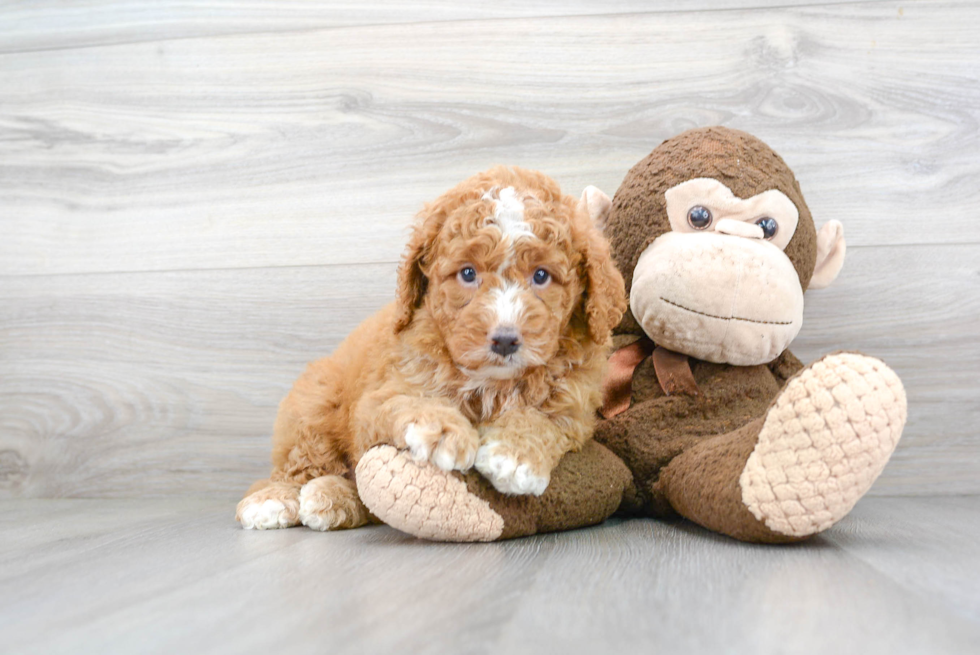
[715,218,764,239]
[490,328,522,357]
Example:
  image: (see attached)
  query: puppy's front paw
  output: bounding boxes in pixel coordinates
[475,441,550,496]
[401,412,480,472]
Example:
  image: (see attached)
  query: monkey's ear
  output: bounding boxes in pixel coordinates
[578,186,612,231]
[809,220,846,289]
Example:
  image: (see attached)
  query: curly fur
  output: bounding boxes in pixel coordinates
[237,166,626,529]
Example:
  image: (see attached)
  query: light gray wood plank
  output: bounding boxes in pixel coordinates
[0,0,889,54]
[0,496,978,655]
[822,495,980,623]
[0,264,396,499]
[1,245,977,498]
[795,243,980,496]
[1,1,978,276]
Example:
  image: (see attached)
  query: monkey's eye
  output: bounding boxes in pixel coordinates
[687,206,713,230]
[458,266,478,285]
[755,217,778,240]
[532,268,551,286]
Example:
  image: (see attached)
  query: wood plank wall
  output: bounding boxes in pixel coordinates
[1,0,977,498]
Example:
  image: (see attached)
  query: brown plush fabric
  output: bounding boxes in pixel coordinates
[455,441,633,539]
[607,127,817,334]
[592,356,793,521]
[655,418,805,543]
[574,126,835,542]
[767,349,806,386]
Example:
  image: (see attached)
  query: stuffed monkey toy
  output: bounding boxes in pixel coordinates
[355,127,907,543]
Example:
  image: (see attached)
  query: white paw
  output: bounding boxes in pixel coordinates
[475,442,549,496]
[404,423,434,461]
[239,498,293,530]
[298,477,370,531]
[403,422,477,472]
[298,482,343,531]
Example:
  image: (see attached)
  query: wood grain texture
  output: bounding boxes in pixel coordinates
[1,1,978,277]
[0,264,396,498]
[0,0,891,54]
[1,0,978,499]
[1,246,977,498]
[1,496,978,655]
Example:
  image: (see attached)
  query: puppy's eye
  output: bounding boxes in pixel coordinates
[532,268,550,286]
[755,217,778,240]
[458,266,478,285]
[687,205,712,230]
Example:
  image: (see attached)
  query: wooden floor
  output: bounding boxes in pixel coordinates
[2,496,978,655]
[2,2,979,653]
[2,0,980,500]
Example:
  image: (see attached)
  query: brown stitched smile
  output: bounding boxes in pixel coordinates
[660,297,794,326]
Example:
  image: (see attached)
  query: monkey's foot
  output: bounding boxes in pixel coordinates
[739,352,907,538]
[355,445,506,542]
[355,441,631,542]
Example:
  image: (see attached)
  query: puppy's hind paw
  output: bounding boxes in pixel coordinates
[298,475,371,531]
[236,492,300,530]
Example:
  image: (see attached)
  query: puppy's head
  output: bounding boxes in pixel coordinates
[395,166,625,377]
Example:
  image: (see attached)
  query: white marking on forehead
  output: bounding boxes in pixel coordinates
[490,282,524,326]
[483,187,535,242]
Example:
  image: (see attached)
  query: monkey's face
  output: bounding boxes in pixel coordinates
[630,178,805,366]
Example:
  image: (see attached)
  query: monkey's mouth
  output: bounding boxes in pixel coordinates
[660,297,793,326]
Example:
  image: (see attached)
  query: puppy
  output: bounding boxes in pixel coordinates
[237,166,626,531]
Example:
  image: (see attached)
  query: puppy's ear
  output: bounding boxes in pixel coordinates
[575,202,627,343]
[394,203,445,333]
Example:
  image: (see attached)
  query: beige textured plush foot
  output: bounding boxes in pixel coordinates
[740,353,907,537]
[355,445,505,542]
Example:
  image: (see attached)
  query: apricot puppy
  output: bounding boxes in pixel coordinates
[237,166,626,531]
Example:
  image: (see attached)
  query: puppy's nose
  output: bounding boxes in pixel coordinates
[490,328,522,357]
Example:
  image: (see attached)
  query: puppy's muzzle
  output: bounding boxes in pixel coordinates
[490,327,522,357]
